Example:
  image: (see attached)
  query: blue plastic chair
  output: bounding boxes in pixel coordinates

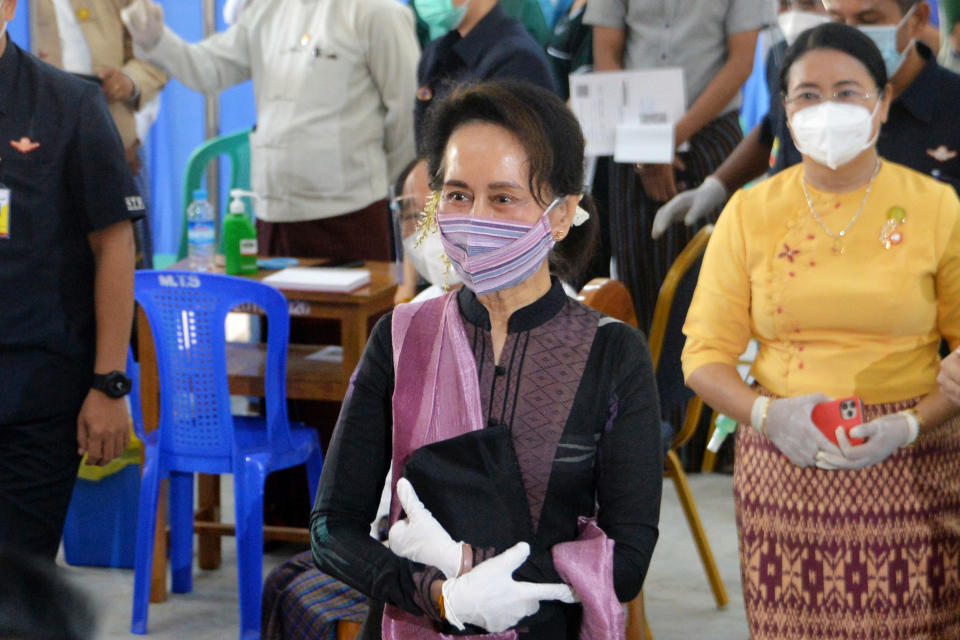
[130,271,323,639]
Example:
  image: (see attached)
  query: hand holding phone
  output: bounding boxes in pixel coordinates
[812,397,865,446]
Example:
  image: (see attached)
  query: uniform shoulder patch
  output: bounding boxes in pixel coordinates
[125,196,146,212]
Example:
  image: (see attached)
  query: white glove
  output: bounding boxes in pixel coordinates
[651,175,728,239]
[387,478,464,579]
[815,412,918,470]
[753,393,841,467]
[121,0,165,51]
[441,542,577,633]
[222,0,249,25]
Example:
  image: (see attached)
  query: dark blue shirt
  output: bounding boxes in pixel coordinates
[877,43,960,195]
[760,42,960,196]
[414,4,558,147]
[0,37,141,422]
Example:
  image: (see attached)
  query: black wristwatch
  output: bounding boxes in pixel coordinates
[91,371,132,399]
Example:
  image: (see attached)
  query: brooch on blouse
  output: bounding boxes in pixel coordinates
[880,206,907,249]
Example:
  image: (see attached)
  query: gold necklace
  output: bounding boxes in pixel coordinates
[800,159,882,256]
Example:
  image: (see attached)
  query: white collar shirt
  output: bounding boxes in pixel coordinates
[49,0,93,74]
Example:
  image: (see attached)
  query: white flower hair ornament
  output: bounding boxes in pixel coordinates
[572,205,590,227]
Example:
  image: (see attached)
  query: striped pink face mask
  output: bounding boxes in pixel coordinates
[438,198,561,297]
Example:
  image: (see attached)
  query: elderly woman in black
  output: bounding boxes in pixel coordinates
[310,80,662,639]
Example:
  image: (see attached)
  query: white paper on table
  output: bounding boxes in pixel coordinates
[569,68,686,157]
[613,120,675,164]
[261,267,371,292]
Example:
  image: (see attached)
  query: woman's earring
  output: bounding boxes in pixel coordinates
[553,230,565,241]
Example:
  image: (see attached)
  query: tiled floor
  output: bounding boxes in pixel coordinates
[61,473,747,640]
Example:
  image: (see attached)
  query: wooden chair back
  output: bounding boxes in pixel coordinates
[577,278,639,328]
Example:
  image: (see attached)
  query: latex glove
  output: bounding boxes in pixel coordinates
[441,542,577,633]
[388,478,464,579]
[222,0,249,25]
[937,348,960,406]
[651,176,728,239]
[754,393,841,467]
[121,0,165,51]
[815,412,918,470]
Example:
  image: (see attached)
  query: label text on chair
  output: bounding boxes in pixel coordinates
[158,274,202,289]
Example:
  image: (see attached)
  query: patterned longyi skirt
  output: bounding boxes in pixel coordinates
[734,395,960,639]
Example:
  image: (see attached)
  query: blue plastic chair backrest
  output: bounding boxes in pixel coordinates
[178,129,253,261]
[134,271,291,462]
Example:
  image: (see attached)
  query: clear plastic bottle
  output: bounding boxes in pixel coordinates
[187,188,216,272]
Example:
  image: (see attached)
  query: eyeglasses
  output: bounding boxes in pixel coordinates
[783,89,879,109]
[390,196,426,236]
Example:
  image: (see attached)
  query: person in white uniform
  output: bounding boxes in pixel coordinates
[121,0,420,261]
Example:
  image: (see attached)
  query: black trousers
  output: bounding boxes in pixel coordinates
[0,411,82,560]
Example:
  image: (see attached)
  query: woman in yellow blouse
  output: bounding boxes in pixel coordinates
[682,23,960,640]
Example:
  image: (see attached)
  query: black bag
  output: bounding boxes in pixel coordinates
[402,425,578,639]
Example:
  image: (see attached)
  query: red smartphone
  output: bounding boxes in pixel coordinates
[812,397,865,446]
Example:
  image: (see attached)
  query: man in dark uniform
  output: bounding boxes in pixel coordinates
[0,0,140,560]
[413,0,557,146]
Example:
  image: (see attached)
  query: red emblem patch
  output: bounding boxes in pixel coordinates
[10,137,40,153]
[926,145,958,163]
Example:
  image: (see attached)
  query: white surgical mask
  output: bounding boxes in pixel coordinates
[777,10,830,46]
[789,100,881,169]
[858,4,916,79]
[402,229,461,290]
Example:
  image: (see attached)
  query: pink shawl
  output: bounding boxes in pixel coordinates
[383,292,624,640]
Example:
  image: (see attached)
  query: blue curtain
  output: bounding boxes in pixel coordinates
[739,28,771,134]
[8,2,29,47]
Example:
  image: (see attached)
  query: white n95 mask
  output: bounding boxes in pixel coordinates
[789,100,880,170]
[403,229,461,290]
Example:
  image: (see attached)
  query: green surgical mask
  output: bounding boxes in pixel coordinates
[414,0,468,41]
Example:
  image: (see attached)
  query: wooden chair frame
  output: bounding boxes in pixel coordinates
[578,225,727,640]
[646,225,728,613]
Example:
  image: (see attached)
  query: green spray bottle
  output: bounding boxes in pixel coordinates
[223,189,259,275]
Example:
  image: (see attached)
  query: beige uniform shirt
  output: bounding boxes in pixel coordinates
[30,0,169,150]
[142,0,420,223]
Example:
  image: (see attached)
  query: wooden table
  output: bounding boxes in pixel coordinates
[136,259,397,602]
